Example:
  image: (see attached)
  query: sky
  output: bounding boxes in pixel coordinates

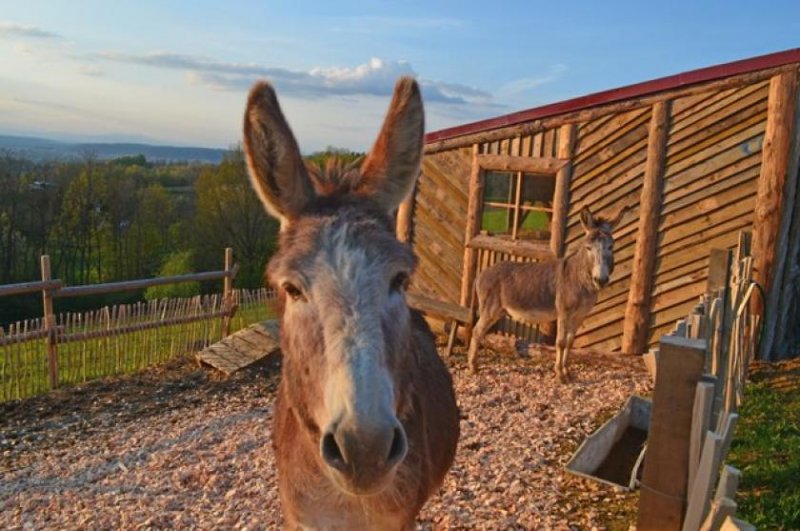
[0,1,798,152]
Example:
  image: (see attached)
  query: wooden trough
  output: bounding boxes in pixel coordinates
[565,395,651,490]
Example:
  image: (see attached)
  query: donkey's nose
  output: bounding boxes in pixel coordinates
[595,274,609,287]
[320,420,408,493]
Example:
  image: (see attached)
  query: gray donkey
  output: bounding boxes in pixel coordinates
[467,206,628,382]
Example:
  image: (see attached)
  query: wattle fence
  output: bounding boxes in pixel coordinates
[0,249,278,402]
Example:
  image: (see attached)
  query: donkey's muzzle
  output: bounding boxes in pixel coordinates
[320,420,408,494]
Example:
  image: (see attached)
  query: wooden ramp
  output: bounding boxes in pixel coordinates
[197,320,281,375]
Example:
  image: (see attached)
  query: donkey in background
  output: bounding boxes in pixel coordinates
[243,77,459,529]
[467,206,628,382]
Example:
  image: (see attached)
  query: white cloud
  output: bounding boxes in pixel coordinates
[496,64,568,99]
[0,22,62,39]
[96,51,494,106]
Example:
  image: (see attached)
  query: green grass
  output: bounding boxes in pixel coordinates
[728,377,800,529]
[1,299,276,402]
[481,208,550,237]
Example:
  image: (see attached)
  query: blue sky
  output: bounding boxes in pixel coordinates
[0,1,798,152]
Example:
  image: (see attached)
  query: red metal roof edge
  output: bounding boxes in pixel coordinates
[425,48,800,144]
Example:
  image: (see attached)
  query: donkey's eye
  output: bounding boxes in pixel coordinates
[390,272,409,294]
[282,282,304,301]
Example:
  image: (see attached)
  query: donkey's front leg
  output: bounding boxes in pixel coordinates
[555,316,568,383]
[560,329,576,382]
[467,311,501,373]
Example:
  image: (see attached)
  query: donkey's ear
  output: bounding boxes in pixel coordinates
[608,205,630,229]
[580,206,596,231]
[358,77,424,213]
[243,81,315,226]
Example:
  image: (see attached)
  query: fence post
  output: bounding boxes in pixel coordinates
[637,335,707,530]
[222,247,234,337]
[40,255,58,389]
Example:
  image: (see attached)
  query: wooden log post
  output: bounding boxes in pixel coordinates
[550,123,577,258]
[460,144,483,307]
[395,179,417,243]
[222,247,234,337]
[40,255,58,389]
[752,68,799,360]
[623,101,671,355]
[637,335,706,531]
[763,66,800,361]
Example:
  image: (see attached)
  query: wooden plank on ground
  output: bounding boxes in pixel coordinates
[197,320,281,375]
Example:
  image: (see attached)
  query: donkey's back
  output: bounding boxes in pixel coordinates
[476,260,560,325]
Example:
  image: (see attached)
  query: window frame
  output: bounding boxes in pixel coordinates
[465,153,570,260]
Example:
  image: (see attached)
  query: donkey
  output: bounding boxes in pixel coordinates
[467,206,628,382]
[243,77,459,529]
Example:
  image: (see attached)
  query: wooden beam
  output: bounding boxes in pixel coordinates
[760,67,800,360]
[460,144,482,306]
[683,431,723,531]
[623,101,671,355]
[54,267,237,298]
[637,335,706,531]
[475,153,568,174]
[0,278,62,297]
[550,124,577,257]
[424,65,792,154]
[467,234,555,260]
[752,68,799,360]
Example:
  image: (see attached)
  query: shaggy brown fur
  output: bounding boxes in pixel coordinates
[467,206,628,382]
[243,77,459,529]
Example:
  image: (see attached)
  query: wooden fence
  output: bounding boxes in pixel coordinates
[638,234,759,530]
[0,249,278,402]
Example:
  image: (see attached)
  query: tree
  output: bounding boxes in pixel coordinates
[192,147,278,288]
[144,251,199,300]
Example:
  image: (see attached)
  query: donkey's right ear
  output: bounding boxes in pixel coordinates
[580,206,596,231]
[243,82,315,227]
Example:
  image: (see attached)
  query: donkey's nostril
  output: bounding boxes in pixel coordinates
[386,427,408,466]
[321,432,347,471]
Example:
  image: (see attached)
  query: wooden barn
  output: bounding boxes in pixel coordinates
[397,48,800,360]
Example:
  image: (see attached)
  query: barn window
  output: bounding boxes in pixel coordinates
[481,170,556,241]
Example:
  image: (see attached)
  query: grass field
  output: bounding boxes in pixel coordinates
[1,295,276,402]
[728,359,800,529]
[481,208,550,238]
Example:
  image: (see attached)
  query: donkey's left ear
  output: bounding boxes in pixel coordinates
[580,206,596,231]
[358,77,424,213]
[608,205,630,229]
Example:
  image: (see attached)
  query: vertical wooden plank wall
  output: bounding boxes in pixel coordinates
[567,107,652,350]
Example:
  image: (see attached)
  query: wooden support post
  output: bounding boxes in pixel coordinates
[683,431,724,531]
[395,180,417,243]
[714,466,742,505]
[752,68,799,360]
[688,381,716,492]
[623,101,671,355]
[460,144,483,307]
[41,255,58,389]
[700,497,737,531]
[550,123,576,258]
[222,247,234,337]
[765,68,800,361]
[637,335,706,530]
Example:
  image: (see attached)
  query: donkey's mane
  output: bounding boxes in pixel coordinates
[305,155,364,197]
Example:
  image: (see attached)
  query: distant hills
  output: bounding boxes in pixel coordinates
[0,134,227,164]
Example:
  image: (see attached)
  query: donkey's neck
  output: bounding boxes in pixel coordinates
[563,247,599,293]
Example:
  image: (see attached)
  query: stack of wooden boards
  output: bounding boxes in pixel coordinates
[638,233,758,531]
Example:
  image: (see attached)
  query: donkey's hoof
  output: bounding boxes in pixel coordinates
[468,362,479,374]
[556,371,571,384]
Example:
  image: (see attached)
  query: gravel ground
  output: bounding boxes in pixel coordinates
[1,336,651,530]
